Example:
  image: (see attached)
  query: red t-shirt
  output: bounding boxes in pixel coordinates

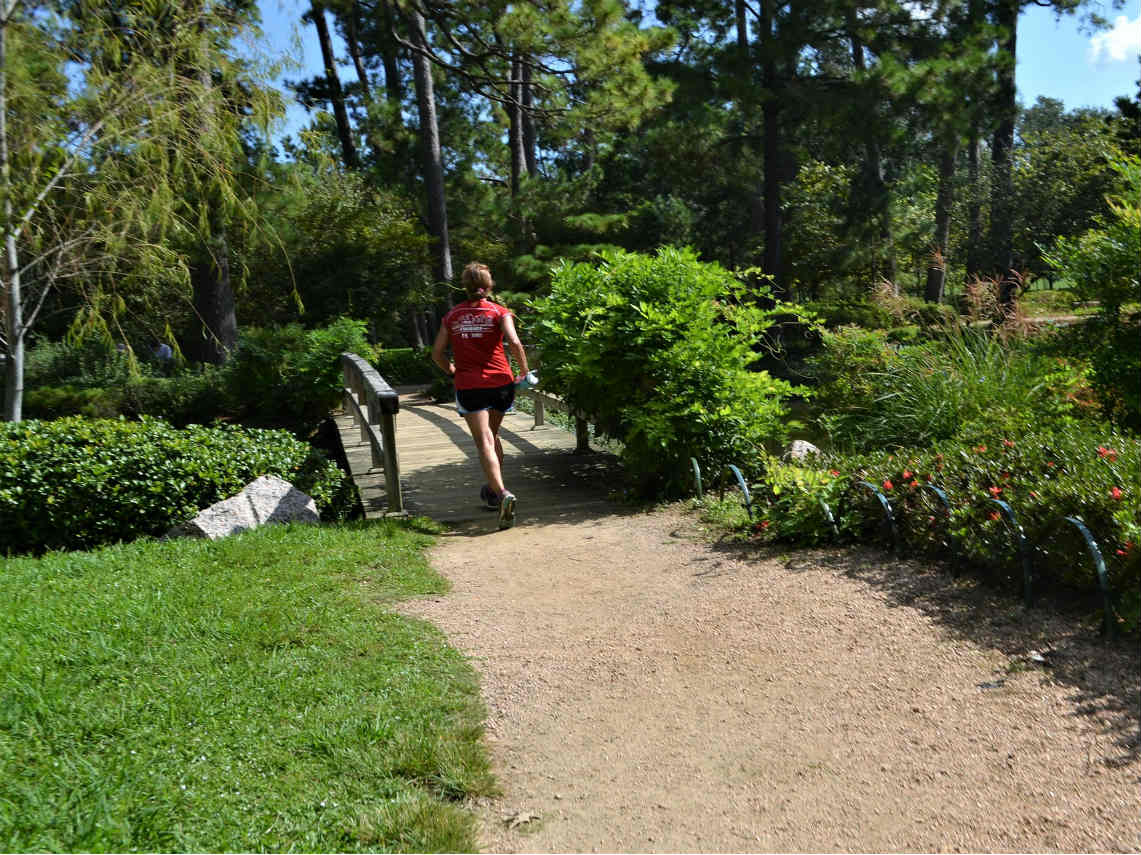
[442,300,515,390]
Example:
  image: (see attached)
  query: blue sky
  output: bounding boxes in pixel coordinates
[253,0,1141,142]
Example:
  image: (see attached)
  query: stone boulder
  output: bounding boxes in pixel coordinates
[782,439,824,462]
[167,475,319,540]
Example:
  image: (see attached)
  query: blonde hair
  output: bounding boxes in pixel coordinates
[461,262,494,299]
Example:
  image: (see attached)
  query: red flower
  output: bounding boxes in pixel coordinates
[1117,549,1128,557]
[829,469,840,476]
[909,480,920,488]
[1002,439,1014,448]
[1029,491,1038,499]
[1046,461,1055,468]
[1096,445,1117,461]
[974,445,987,453]
[1110,487,1123,501]
[988,486,1002,497]
[989,511,1001,521]
[883,479,893,491]
[903,470,913,479]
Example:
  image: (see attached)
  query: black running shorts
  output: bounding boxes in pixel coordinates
[455,383,515,415]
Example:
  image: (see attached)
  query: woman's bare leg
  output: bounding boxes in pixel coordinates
[464,410,507,496]
[489,409,506,468]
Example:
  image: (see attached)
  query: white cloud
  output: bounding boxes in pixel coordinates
[1088,14,1141,63]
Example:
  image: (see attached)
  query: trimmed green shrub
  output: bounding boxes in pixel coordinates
[24,370,229,428]
[530,247,805,494]
[119,370,230,427]
[802,299,894,330]
[0,417,356,555]
[23,338,134,389]
[23,385,125,420]
[735,422,1140,631]
[802,296,956,331]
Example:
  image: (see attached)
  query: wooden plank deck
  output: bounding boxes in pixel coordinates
[335,386,621,528]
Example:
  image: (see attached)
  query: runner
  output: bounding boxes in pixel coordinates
[431,262,532,529]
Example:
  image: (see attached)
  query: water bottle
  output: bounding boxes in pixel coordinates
[515,370,539,390]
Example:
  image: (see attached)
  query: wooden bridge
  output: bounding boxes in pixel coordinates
[335,353,620,528]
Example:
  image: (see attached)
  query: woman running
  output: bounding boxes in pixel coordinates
[431,262,532,529]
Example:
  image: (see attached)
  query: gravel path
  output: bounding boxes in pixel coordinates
[400,503,1140,853]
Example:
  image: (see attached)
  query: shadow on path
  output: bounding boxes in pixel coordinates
[711,539,1141,771]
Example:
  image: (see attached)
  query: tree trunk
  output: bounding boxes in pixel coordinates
[989,0,1018,314]
[848,19,895,286]
[966,123,983,281]
[407,7,452,284]
[509,53,525,196]
[312,1,358,168]
[735,0,749,65]
[380,0,403,105]
[521,61,536,177]
[346,1,371,99]
[963,0,985,283]
[760,0,784,297]
[1,8,23,420]
[408,310,425,348]
[925,138,958,303]
[189,32,238,365]
[190,233,237,364]
[988,0,1016,272]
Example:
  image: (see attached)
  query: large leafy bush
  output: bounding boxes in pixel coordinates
[1041,155,1141,429]
[224,317,375,434]
[1043,155,1140,317]
[530,248,803,493]
[0,417,356,555]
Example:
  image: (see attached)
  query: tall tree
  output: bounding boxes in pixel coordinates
[310,1,358,168]
[2,0,281,416]
[406,4,452,285]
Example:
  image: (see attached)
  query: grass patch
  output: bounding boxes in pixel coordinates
[0,519,495,853]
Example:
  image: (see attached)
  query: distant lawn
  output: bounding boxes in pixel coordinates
[0,520,495,853]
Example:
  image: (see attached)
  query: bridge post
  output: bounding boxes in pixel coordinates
[574,416,590,453]
[379,409,402,513]
[366,397,384,470]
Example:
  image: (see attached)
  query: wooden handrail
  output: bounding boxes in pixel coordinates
[517,348,592,452]
[341,352,403,513]
[516,388,592,454]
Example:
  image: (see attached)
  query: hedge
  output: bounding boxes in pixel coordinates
[0,417,357,555]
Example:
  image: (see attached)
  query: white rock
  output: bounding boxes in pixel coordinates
[782,439,824,462]
[167,475,319,540]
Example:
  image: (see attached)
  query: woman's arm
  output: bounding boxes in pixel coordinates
[501,313,529,378]
[430,322,454,376]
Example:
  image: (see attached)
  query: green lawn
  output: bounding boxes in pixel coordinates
[0,520,495,853]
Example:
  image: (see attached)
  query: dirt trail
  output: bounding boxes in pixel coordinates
[400,504,1140,853]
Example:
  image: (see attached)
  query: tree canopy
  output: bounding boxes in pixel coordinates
[3,0,1137,419]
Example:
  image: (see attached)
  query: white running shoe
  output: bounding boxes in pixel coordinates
[497,492,517,530]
